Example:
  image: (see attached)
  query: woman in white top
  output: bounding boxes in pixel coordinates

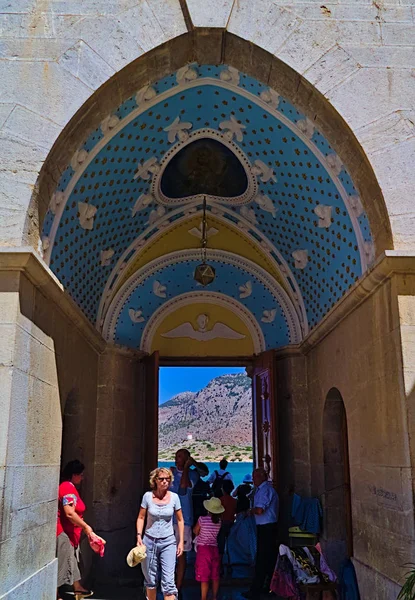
[136,467,184,600]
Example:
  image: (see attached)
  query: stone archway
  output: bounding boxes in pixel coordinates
[322,387,353,575]
[1,13,415,600]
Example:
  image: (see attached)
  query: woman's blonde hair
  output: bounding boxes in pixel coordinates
[149,467,174,490]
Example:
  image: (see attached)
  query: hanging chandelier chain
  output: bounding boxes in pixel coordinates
[194,195,216,287]
[201,195,207,261]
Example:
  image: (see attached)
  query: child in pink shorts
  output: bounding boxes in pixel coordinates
[193,497,224,600]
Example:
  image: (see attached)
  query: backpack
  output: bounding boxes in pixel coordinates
[211,470,229,498]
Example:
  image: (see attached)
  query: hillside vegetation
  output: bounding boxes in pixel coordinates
[159,373,252,461]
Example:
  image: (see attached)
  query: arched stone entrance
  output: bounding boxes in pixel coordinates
[0,14,414,600]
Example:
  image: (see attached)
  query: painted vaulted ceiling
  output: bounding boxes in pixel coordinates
[42,64,373,357]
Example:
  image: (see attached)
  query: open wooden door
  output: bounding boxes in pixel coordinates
[251,350,278,487]
[142,351,159,486]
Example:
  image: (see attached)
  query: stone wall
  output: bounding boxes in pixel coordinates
[93,347,146,583]
[0,271,61,599]
[0,251,107,598]
[15,256,103,526]
[0,1,414,252]
[304,274,413,599]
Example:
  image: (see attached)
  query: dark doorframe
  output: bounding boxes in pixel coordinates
[322,388,353,573]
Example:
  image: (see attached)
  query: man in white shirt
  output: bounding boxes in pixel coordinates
[243,467,279,599]
[207,458,234,497]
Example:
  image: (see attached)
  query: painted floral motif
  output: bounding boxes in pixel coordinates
[134,157,160,181]
[41,236,50,252]
[100,114,120,134]
[297,118,315,139]
[326,153,343,176]
[219,116,246,142]
[70,148,88,171]
[164,116,193,143]
[219,66,240,86]
[349,195,364,218]
[135,85,157,105]
[176,64,198,85]
[49,191,64,215]
[260,88,280,109]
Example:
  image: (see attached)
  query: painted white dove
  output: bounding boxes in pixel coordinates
[260,88,280,110]
[100,248,114,266]
[292,249,308,269]
[314,204,332,228]
[219,115,246,142]
[164,117,193,143]
[78,202,97,230]
[239,281,252,299]
[131,193,154,216]
[134,157,160,180]
[261,309,277,323]
[153,281,167,298]
[129,308,145,323]
[251,160,277,183]
[254,193,277,218]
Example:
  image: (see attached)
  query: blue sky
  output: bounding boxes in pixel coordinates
[159,366,247,404]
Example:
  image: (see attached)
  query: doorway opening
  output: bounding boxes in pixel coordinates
[322,388,353,574]
[158,366,253,487]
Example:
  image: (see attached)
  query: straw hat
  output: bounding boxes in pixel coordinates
[203,497,225,514]
[126,544,147,567]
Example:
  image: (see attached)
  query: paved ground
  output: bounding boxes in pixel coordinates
[91,562,253,600]
[91,582,250,600]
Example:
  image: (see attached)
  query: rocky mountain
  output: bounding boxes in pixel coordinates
[159,373,252,453]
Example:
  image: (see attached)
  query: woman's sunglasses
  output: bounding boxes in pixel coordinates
[157,477,171,481]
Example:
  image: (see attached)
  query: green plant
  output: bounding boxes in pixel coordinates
[398,565,415,599]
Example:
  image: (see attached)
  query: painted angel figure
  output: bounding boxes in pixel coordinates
[161,314,245,342]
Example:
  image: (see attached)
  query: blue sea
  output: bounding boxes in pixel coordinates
[158,461,253,487]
